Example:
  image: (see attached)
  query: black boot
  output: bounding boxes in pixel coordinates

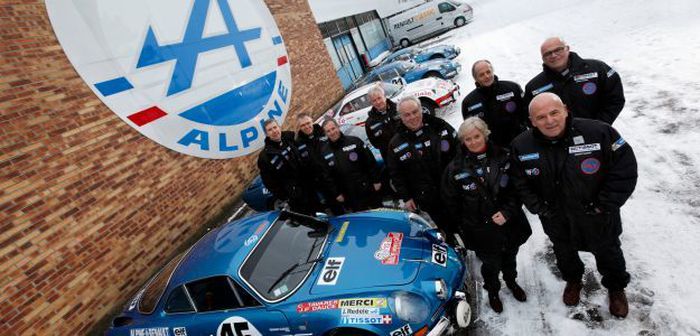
[506,280,527,302]
[488,291,503,313]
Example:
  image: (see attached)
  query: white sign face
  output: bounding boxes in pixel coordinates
[46,0,292,159]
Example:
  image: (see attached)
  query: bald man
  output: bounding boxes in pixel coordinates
[510,92,637,318]
[461,60,529,147]
[523,37,625,124]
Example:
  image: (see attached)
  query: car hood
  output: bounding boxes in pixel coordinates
[309,214,426,295]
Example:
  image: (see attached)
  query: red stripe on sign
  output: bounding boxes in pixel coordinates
[277,55,288,66]
[127,106,167,126]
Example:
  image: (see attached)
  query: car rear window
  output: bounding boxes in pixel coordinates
[138,251,187,314]
[239,217,327,302]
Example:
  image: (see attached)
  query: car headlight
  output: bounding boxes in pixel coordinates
[393,292,430,323]
[435,279,447,300]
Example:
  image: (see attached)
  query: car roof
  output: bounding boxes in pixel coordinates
[167,211,280,286]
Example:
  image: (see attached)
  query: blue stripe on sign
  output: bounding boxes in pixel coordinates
[272,36,283,45]
[94,77,134,96]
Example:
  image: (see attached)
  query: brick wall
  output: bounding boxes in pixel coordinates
[0,0,344,334]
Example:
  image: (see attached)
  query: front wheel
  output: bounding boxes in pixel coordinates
[400,38,411,48]
[455,16,466,27]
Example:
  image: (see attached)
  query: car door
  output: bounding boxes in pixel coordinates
[181,276,290,336]
[437,2,458,28]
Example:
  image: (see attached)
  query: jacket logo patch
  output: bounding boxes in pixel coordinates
[580,158,601,175]
[373,130,383,136]
[393,142,409,153]
[496,92,515,101]
[505,101,517,113]
[518,153,540,161]
[573,135,585,144]
[454,172,470,180]
[370,122,383,130]
[532,83,553,95]
[462,182,477,191]
[440,140,450,152]
[574,72,598,82]
[399,152,412,161]
[270,155,279,164]
[612,137,626,151]
[348,152,358,161]
[607,68,617,78]
[440,129,448,136]
[297,143,307,150]
[525,168,540,176]
[568,143,601,154]
[342,144,357,152]
[467,102,483,111]
[324,153,334,159]
[582,82,597,95]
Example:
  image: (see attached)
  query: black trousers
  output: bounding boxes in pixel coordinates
[542,211,630,291]
[475,246,519,292]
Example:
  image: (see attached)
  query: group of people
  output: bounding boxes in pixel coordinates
[257,37,638,318]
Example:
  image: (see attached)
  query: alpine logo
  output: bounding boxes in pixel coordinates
[46,0,292,159]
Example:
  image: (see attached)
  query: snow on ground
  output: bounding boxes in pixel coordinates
[428,0,700,334]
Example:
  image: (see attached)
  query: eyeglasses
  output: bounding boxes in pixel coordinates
[542,46,567,59]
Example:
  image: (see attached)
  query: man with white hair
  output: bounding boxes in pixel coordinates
[365,84,400,160]
[386,96,457,231]
[461,60,528,147]
[510,92,637,318]
[524,37,625,124]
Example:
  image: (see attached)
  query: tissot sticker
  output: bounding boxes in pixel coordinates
[46,0,292,159]
[217,316,262,336]
[340,315,393,325]
[317,257,345,285]
[432,244,447,267]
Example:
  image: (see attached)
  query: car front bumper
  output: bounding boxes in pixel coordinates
[426,296,471,336]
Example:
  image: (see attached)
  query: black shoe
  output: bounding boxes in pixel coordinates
[609,290,629,318]
[563,281,583,306]
[506,280,527,302]
[488,292,503,313]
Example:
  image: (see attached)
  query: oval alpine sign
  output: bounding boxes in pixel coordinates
[46,0,292,159]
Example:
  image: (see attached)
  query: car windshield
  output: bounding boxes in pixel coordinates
[239,213,329,302]
[340,95,371,116]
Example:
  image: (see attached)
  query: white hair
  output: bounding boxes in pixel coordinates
[458,117,491,142]
[397,96,422,113]
[367,84,385,99]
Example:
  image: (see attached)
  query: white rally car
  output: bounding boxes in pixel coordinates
[320,77,460,127]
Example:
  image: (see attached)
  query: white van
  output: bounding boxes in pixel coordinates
[387,1,473,48]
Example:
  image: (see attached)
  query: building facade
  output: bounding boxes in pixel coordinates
[0,0,343,334]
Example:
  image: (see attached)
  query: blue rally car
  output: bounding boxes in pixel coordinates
[363,60,460,86]
[106,210,472,336]
[381,45,461,65]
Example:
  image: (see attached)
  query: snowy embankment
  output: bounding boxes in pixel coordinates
[431,0,700,334]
